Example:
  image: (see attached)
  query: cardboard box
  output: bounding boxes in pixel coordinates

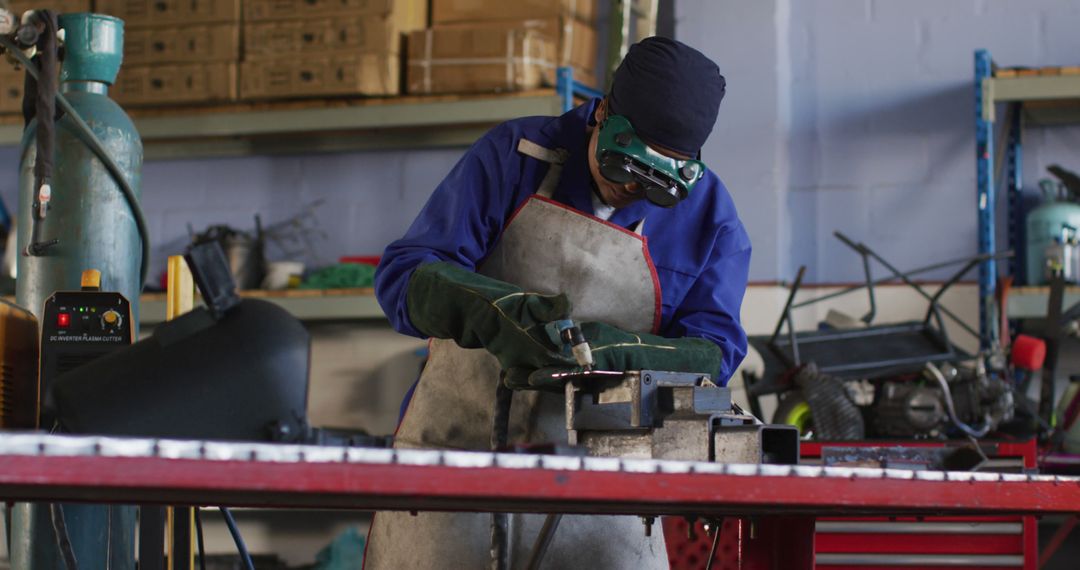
[241,54,399,99]
[439,18,598,88]
[9,0,91,15]
[407,27,556,95]
[96,0,241,27]
[113,62,237,105]
[0,67,25,114]
[125,24,240,64]
[432,0,596,25]
[244,16,398,60]
[244,0,427,32]
[0,64,64,114]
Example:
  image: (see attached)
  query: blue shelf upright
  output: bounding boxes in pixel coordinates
[975,50,999,349]
[556,66,605,113]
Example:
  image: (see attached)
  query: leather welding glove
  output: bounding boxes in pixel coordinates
[503,321,724,391]
[407,261,576,372]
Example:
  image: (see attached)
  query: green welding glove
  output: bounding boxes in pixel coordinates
[406,261,576,372]
[503,321,724,391]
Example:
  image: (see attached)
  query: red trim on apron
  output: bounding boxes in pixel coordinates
[639,236,663,335]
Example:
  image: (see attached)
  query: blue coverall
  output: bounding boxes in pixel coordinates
[375,98,752,385]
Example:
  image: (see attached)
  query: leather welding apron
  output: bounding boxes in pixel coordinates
[365,139,668,570]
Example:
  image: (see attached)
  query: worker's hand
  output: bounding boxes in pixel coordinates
[407,262,576,371]
[503,321,724,390]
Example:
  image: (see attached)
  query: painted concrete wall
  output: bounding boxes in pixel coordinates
[678,0,1080,282]
[3,1,1080,284]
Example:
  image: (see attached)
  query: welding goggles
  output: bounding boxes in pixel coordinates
[595,115,706,207]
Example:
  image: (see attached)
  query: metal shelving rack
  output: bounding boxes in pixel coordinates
[974,50,1080,345]
[0,68,597,160]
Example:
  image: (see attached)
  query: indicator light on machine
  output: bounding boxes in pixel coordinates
[57,313,71,328]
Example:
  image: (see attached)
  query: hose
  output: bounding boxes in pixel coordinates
[0,33,151,288]
[49,503,78,570]
[220,507,255,570]
[194,507,207,570]
[925,362,992,438]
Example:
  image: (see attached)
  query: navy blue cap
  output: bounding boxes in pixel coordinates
[608,37,726,156]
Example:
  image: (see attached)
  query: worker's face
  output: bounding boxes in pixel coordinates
[587,99,693,209]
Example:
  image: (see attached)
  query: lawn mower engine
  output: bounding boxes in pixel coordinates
[872,363,1014,438]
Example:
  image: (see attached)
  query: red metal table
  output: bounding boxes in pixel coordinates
[2,434,1078,569]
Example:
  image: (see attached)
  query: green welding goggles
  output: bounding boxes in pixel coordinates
[595,115,706,207]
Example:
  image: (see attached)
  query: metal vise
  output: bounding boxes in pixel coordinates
[564,370,799,465]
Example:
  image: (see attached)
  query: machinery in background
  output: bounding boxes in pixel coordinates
[51,240,311,443]
[38,270,133,429]
[745,232,1019,441]
[870,361,1013,439]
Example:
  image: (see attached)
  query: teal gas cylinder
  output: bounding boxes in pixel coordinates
[11,13,140,570]
[1025,187,1080,285]
[16,12,142,322]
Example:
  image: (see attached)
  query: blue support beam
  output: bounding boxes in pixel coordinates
[556,66,604,113]
[975,50,998,349]
[1007,104,1023,283]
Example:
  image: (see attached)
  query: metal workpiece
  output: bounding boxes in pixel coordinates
[1,433,1079,516]
[565,370,799,465]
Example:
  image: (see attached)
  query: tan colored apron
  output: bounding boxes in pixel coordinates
[365,139,668,569]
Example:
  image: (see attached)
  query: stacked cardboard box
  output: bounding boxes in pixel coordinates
[241,0,427,100]
[8,0,92,15]
[97,0,241,106]
[1,2,93,114]
[0,66,25,114]
[408,0,599,95]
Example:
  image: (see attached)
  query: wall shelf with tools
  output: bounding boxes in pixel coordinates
[975,51,1080,340]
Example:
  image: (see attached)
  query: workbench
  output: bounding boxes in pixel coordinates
[2,433,1078,569]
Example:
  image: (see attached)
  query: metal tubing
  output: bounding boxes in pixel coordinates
[833,232,878,324]
[923,257,982,326]
[705,525,720,570]
[770,265,806,344]
[833,232,982,341]
[790,252,1006,309]
[524,514,562,570]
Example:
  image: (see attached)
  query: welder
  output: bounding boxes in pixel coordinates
[367,37,750,568]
